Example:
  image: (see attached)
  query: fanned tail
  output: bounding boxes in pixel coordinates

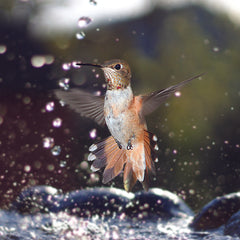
[88,130,157,192]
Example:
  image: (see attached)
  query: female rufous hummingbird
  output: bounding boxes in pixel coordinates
[55,59,203,192]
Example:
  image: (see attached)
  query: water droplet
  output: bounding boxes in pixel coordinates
[174,91,181,97]
[52,118,62,128]
[89,128,97,139]
[213,46,219,52]
[89,0,97,5]
[62,62,71,71]
[31,55,45,68]
[78,17,92,28]
[76,31,86,40]
[51,145,61,156]
[58,78,70,90]
[59,100,65,107]
[152,135,158,142]
[59,160,67,167]
[0,45,7,54]
[43,137,54,149]
[94,91,101,96]
[45,101,55,112]
[24,165,31,172]
[154,144,159,151]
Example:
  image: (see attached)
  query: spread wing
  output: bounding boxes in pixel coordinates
[141,74,204,116]
[55,89,105,126]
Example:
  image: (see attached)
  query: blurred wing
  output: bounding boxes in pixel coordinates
[55,89,105,126]
[141,74,204,116]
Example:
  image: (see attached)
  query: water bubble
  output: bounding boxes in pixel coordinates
[62,62,71,71]
[89,128,97,139]
[45,101,55,112]
[52,118,62,128]
[76,31,86,40]
[0,45,7,54]
[78,17,92,28]
[43,137,54,149]
[58,78,70,90]
[51,145,61,156]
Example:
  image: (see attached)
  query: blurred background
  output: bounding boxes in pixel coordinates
[0,0,239,211]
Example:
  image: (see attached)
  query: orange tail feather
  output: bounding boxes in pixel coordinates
[88,130,157,192]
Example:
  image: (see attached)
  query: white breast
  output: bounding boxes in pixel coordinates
[104,86,133,149]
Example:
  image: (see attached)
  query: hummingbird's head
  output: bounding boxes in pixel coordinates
[76,59,131,90]
[101,59,131,90]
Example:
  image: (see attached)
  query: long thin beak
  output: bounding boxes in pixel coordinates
[76,62,102,68]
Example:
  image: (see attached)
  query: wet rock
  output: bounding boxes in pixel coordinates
[124,188,193,219]
[10,186,134,217]
[224,210,240,237]
[10,186,193,220]
[190,192,240,231]
[10,185,60,214]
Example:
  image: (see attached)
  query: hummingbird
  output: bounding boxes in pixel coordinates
[55,59,203,192]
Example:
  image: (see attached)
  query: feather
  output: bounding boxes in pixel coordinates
[123,161,137,192]
[88,136,127,184]
[141,73,204,116]
[55,89,105,126]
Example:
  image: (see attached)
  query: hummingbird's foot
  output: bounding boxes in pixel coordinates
[127,137,134,150]
[115,139,122,149]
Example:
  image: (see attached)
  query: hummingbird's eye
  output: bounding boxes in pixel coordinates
[114,64,122,70]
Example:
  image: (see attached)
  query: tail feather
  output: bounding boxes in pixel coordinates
[123,161,137,192]
[88,130,157,192]
[103,150,126,184]
[88,136,127,184]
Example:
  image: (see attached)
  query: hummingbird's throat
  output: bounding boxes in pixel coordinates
[104,69,129,90]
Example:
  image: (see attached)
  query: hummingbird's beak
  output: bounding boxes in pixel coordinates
[76,62,102,68]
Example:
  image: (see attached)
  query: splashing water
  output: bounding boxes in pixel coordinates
[174,91,181,97]
[89,129,97,139]
[43,137,55,149]
[45,102,55,112]
[51,145,61,156]
[78,17,93,28]
[62,62,71,71]
[76,32,86,40]
[58,78,70,90]
[52,118,62,128]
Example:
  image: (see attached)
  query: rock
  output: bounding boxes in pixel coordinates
[10,186,193,220]
[124,188,193,219]
[224,210,240,237]
[190,192,240,231]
